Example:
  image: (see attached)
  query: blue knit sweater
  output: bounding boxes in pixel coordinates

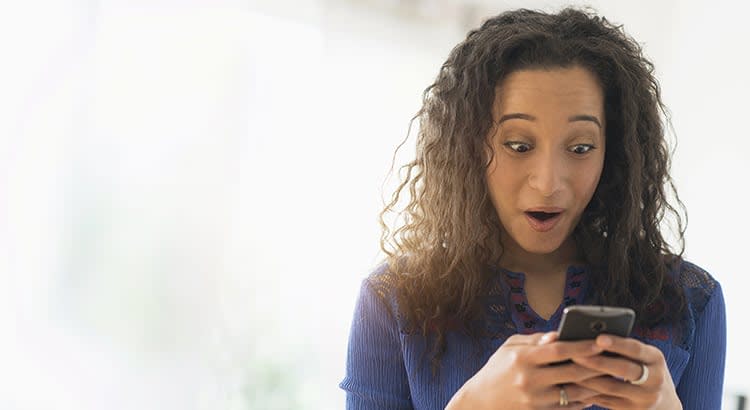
[340,261,726,409]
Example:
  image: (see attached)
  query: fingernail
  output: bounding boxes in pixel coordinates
[597,335,612,347]
[540,332,555,344]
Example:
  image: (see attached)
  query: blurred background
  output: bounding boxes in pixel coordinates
[0,0,747,409]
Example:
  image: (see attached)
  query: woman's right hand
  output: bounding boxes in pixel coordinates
[446,331,606,409]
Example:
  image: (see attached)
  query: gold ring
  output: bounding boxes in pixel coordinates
[559,385,569,406]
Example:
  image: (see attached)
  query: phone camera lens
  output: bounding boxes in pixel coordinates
[590,320,607,333]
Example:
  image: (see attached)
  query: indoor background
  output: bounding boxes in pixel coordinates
[1,0,747,409]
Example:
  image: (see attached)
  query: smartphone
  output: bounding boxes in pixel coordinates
[549,305,635,365]
[557,305,635,341]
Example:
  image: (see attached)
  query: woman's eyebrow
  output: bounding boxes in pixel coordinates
[568,114,602,129]
[497,113,535,124]
[497,113,602,129]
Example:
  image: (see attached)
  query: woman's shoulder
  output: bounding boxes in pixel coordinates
[360,262,402,316]
[364,262,398,295]
[671,259,723,315]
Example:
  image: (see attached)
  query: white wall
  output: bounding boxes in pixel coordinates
[1,1,746,409]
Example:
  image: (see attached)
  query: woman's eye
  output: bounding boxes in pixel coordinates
[503,141,532,153]
[570,144,595,154]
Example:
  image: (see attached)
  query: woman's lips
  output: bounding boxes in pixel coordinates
[524,211,563,232]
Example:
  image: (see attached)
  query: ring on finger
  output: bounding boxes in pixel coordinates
[626,362,649,385]
[559,385,569,406]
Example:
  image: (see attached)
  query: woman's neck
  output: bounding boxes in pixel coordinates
[499,235,580,277]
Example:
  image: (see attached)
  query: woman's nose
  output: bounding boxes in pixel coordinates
[527,154,564,197]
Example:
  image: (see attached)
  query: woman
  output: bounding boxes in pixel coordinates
[340,7,726,410]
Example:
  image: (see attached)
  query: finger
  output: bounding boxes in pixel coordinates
[575,374,643,399]
[571,353,646,382]
[545,403,588,410]
[536,383,600,409]
[559,383,601,403]
[595,334,663,363]
[538,331,558,345]
[579,394,630,409]
[526,339,604,365]
[546,404,588,410]
[503,332,548,347]
[532,362,606,386]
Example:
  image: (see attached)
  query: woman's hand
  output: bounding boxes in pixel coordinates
[446,331,606,410]
[571,334,682,410]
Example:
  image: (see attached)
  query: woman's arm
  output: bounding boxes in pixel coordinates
[675,282,727,408]
[339,278,413,410]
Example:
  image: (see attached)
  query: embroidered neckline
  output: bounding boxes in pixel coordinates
[496,265,588,334]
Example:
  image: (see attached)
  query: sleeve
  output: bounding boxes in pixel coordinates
[676,282,726,409]
[339,278,413,409]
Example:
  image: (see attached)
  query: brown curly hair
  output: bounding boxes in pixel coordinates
[379,7,688,372]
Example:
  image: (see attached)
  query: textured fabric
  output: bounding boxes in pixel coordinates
[340,261,726,410]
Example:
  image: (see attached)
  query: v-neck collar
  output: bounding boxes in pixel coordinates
[497,265,589,333]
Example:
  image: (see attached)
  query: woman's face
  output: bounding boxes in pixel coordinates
[486,65,606,261]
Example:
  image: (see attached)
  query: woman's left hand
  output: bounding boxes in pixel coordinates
[570,334,682,410]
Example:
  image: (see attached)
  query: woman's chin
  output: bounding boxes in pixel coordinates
[520,244,565,256]
[516,234,571,256]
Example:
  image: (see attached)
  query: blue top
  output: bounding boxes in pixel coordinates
[340,261,726,409]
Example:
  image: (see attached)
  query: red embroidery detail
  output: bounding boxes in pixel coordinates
[633,326,669,341]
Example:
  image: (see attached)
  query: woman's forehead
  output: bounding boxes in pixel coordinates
[493,66,605,121]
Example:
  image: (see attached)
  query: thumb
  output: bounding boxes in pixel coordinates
[537,331,558,345]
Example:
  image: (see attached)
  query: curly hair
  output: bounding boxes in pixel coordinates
[379,7,688,372]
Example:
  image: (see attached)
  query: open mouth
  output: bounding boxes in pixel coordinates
[524,210,564,232]
[525,211,561,221]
